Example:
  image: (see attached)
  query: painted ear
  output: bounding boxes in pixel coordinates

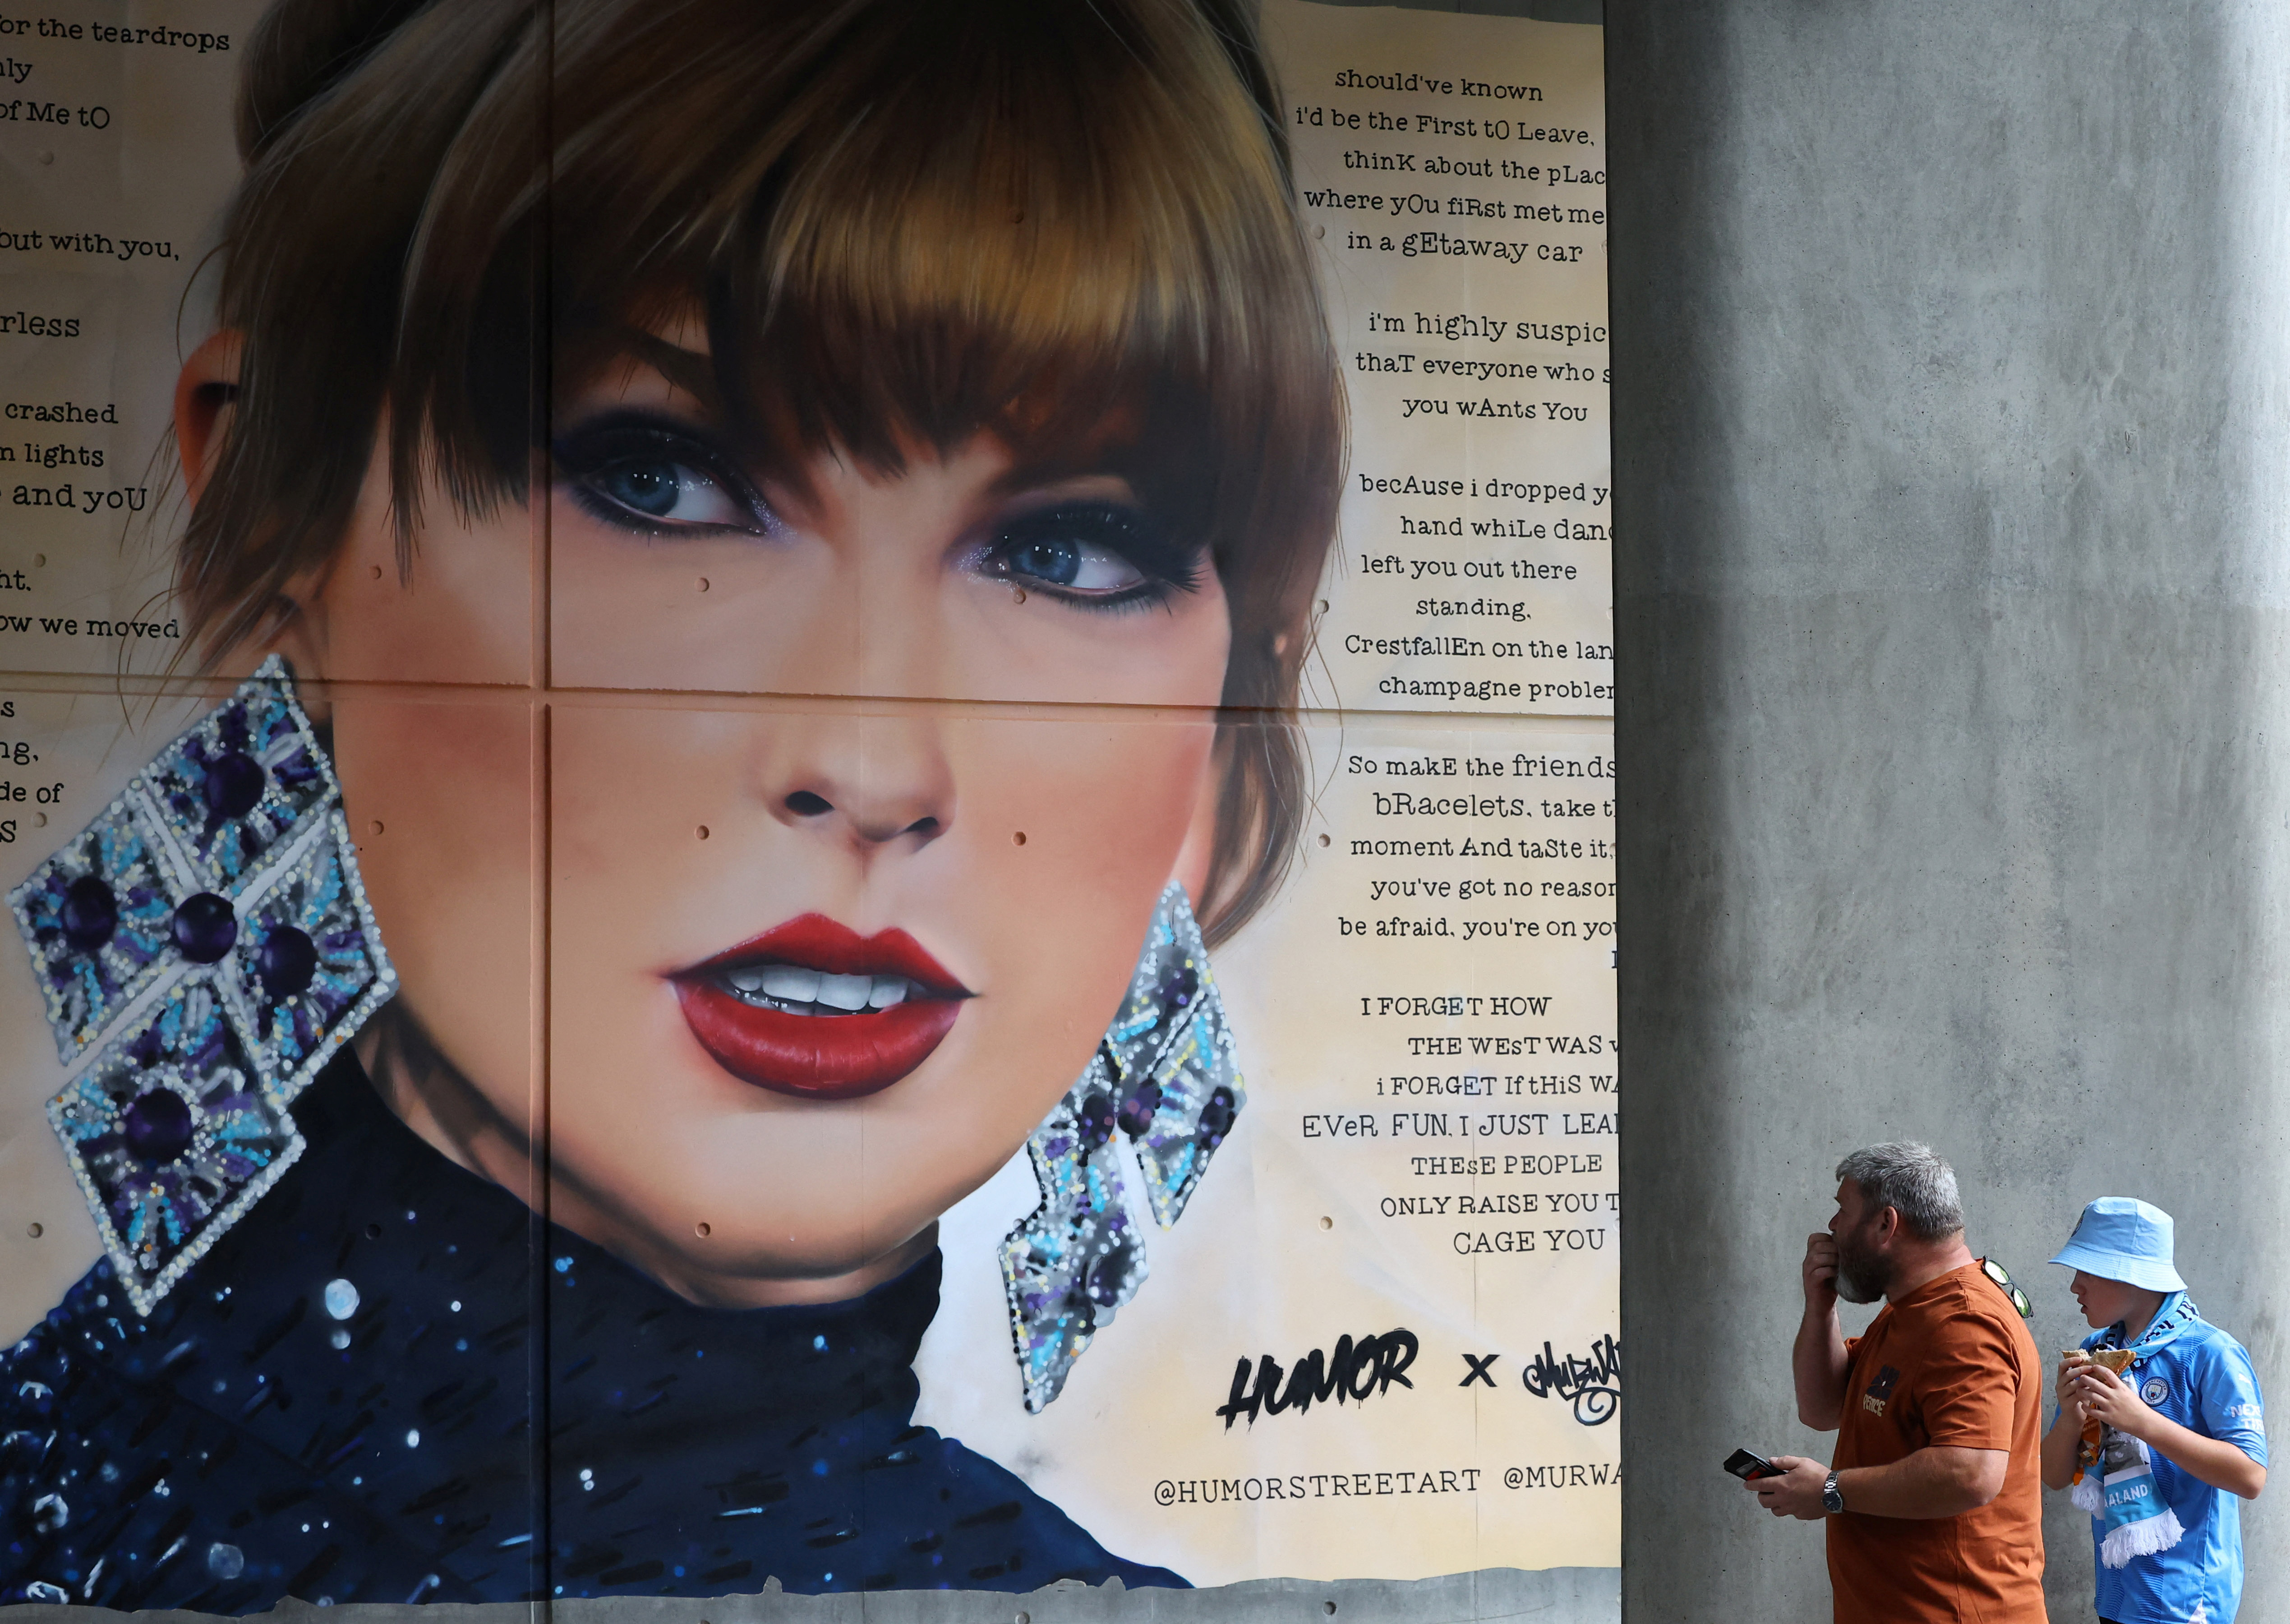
[174,329,330,681]
[1167,730,1224,910]
[174,330,244,505]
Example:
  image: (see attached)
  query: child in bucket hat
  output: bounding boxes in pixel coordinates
[2038,1197,2267,1624]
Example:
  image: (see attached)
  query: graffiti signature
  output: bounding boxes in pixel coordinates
[1214,1330,1420,1429]
[1520,1333,1619,1425]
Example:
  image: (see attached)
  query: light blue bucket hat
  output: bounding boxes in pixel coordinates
[2047,1196,2186,1293]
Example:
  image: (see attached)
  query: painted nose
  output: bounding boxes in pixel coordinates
[756,712,954,853]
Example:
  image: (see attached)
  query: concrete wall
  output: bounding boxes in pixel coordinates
[1610,2,2290,1619]
[23,1570,1620,1624]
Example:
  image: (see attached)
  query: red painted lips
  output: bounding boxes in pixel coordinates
[673,914,970,1100]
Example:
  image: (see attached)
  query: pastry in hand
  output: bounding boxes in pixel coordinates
[2065,1347,2137,1481]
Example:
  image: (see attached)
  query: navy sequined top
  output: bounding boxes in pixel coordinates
[0,1054,1184,1610]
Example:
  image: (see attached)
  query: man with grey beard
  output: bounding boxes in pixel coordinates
[1743,1143,2046,1623]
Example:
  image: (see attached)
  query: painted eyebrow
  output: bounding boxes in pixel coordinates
[562,327,722,416]
[561,338,1153,516]
[981,465,1148,506]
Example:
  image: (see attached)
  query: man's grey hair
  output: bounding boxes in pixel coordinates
[1835,1142,1963,1241]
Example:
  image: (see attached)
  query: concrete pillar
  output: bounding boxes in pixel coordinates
[1610,3,2290,1618]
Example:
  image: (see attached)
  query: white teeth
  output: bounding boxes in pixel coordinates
[759,965,822,1004]
[721,966,920,1015]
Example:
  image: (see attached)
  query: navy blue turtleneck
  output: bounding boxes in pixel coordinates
[0,1054,1184,1610]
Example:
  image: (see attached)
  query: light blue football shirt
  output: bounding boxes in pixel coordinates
[2062,1312,2265,1624]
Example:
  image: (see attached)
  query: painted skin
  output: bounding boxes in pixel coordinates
[175,326,1234,1312]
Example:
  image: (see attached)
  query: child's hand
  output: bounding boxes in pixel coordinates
[2056,1353,2092,1418]
[2070,1361,2154,1441]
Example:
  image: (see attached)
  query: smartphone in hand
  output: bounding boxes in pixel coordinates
[1723,1448,1784,1481]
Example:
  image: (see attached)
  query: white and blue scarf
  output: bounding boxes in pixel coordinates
[2070,1292,2200,1569]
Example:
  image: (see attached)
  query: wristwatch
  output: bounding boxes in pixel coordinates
[1822,1471,1845,1514]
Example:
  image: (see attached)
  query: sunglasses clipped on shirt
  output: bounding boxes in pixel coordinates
[1979,1256,2035,1320]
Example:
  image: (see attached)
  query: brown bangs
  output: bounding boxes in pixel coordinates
[526,0,1334,549]
[184,0,1342,940]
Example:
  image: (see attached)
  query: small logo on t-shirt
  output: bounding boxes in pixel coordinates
[2142,1376,2170,1406]
[1862,1365,1902,1417]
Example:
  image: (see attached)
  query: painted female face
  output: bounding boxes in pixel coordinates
[265,343,1232,1306]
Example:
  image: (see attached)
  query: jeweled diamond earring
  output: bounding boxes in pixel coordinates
[8,655,396,1316]
[998,881,1242,1411]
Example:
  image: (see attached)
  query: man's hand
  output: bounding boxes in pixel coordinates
[1792,1231,1850,1428]
[1746,1454,1830,1520]
[1803,1232,1838,1311]
[2070,1361,2155,1443]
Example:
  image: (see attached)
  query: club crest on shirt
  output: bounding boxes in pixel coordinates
[2142,1376,2170,1406]
[1862,1364,1902,1417]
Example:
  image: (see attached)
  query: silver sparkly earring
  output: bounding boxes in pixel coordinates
[8,655,396,1316]
[998,881,1242,1411]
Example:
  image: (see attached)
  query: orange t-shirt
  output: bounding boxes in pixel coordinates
[1827,1260,2046,1623]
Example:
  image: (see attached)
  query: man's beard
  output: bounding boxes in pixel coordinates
[1834,1228,1891,1304]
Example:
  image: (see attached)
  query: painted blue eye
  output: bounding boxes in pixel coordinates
[1009,537,1078,584]
[599,461,680,516]
[1004,536,1144,592]
[555,416,771,535]
[590,458,746,528]
[990,504,1175,598]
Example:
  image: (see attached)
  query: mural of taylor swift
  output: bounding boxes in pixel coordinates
[0,0,1341,1610]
